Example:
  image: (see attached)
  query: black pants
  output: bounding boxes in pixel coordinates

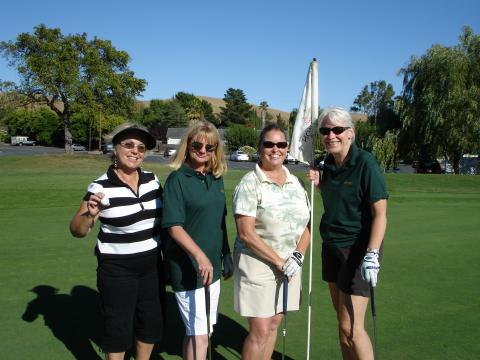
[97,251,163,353]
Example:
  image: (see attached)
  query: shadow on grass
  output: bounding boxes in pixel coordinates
[154,292,293,360]
[21,286,293,360]
[22,284,102,360]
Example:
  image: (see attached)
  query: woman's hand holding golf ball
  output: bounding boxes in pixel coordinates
[87,193,109,217]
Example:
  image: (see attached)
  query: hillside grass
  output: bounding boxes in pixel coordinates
[0,155,479,359]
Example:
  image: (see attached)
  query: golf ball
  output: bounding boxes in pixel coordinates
[100,196,110,207]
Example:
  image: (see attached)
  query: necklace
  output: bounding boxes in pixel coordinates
[114,169,139,192]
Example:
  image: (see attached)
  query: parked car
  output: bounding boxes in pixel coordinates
[11,136,36,146]
[102,143,114,154]
[251,152,260,162]
[284,152,299,164]
[164,148,177,157]
[72,144,87,151]
[230,150,249,162]
[415,159,443,174]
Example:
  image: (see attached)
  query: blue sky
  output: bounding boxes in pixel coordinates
[1,0,478,113]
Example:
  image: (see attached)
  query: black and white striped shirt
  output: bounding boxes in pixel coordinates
[84,166,163,258]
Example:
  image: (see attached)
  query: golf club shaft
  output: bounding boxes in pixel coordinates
[282,276,288,360]
[370,283,377,359]
[205,285,212,360]
[370,284,376,317]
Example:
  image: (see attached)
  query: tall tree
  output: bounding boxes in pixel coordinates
[399,26,480,172]
[248,108,262,129]
[276,113,288,130]
[259,101,269,128]
[219,88,252,126]
[351,80,398,134]
[175,92,218,125]
[354,120,376,151]
[141,99,187,141]
[175,92,203,121]
[288,108,298,139]
[224,124,259,151]
[0,24,146,152]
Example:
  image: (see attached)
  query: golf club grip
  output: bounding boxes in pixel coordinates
[283,276,288,314]
[370,284,376,317]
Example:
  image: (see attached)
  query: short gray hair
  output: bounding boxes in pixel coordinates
[318,107,354,129]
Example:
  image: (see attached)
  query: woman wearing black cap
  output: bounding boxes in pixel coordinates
[70,122,163,360]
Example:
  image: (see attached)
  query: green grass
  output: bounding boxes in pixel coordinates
[1,155,479,359]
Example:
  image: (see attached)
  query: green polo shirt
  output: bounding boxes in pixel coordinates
[320,144,388,248]
[162,163,227,291]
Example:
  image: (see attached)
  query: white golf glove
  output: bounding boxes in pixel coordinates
[361,250,380,287]
[283,250,304,277]
[222,253,234,278]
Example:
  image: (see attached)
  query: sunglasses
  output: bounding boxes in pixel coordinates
[262,141,288,149]
[319,126,350,136]
[191,141,217,152]
[119,141,146,153]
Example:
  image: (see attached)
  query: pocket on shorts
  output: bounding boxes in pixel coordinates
[236,251,276,286]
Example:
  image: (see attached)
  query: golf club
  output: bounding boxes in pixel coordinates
[204,284,212,360]
[370,281,377,359]
[282,275,288,360]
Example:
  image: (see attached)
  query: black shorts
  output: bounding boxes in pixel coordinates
[97,251,163,353]
[322,242,383,297]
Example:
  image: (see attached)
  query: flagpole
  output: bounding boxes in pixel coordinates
[306,58,317,360]
[288,58,318,360]
[307,179,314,360]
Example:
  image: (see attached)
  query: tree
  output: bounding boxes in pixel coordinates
[276,113,287,129]
[175,92,218,125]
[0,24,146,153]
[248,109,262,129]
[398,26,480,173]
[199,99,218,125]
[370,130,399,171]
[3,107,63,146]
[259,101,269,128]
[219,88,252,126]
[224,125,259,151]
[141,99,187,141]
[0,85,25,119]
[288,108,298,139]
[351,80,399,135]
[354,120,376,151]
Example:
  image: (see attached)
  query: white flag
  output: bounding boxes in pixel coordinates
[289,59,318,164]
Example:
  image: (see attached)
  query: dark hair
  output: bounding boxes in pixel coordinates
[258,124,288,149]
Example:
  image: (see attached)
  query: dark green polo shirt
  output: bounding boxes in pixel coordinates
[320,144,388,248]
[162,163,227,291]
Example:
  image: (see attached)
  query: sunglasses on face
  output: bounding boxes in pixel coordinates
[191,141,217,152]
[262,141,288,149]
[319,126,350,136]
[119,141,146,153]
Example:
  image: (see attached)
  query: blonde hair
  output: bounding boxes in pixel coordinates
[170,121,227,178]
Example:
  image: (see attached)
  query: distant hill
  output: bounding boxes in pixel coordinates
[1,91,367,123]
[141,95,367,122]
[196,96,290,119]
[138,96,291,120]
